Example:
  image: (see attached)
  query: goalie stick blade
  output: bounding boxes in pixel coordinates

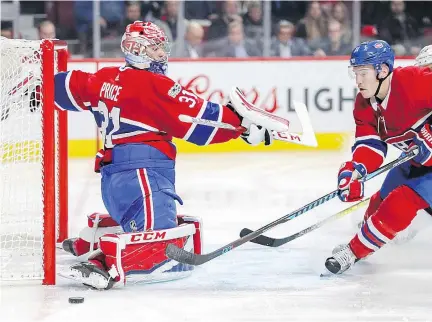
[166,244,225,266]
[166,244,204,265]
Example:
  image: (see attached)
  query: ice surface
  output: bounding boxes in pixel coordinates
[2,151,432,322]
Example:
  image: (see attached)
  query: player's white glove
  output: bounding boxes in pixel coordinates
[240,119,273,145]
[240,121,273,146]
[225,102,273,146]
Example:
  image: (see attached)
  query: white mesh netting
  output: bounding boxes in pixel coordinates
[0,38,56,280]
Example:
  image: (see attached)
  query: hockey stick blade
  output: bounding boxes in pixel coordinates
[166,149,417,266]
[272,101,318,148]
[240,197,370,247]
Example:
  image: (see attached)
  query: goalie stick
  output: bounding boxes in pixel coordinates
[239,197,370,247]
[166,148,418,266]
[178,100,318,147]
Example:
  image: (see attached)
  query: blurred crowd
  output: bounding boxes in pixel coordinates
[1,0,431,58]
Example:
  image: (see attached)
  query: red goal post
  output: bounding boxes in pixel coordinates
[0,38,68,285]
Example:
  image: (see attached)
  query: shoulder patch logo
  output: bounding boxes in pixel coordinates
[168,83,182,98]
[374,42,383,49]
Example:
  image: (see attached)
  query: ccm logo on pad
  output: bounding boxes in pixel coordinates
[130,231,167,242]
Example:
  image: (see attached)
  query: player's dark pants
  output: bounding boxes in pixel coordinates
[100,144,182,232]
[380,153,432,206]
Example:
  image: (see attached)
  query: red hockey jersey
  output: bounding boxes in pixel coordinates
[351,66,432,173]
[54,66,241,159]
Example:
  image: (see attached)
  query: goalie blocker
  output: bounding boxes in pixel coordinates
[60,213,202,289]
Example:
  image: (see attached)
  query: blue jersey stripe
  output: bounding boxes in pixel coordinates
[54,72,83,112]
[187,102,221,146]
[352,138,387,156]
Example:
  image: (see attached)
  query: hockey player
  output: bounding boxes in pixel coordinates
[325,40,432,274]
[369,44,432,245]
[415,45,432,70]
[54,21,288,289]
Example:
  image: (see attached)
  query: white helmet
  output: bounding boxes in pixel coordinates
[415,45,432,67]
[121,21,170,75]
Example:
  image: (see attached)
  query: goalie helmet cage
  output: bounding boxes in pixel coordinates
[0,39,68,285]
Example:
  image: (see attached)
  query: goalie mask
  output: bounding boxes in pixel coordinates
[121,21,170,75]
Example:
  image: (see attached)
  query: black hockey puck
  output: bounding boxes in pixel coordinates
[68,297,84,304]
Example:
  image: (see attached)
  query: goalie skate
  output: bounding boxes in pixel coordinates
[60,261,116,290]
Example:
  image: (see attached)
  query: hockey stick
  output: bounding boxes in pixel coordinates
[239,197,370,247]
[178,101,318,147]
[166,149,418,266]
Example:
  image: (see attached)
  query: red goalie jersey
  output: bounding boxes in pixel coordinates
[54,66,241,159]
[351,66,432,172]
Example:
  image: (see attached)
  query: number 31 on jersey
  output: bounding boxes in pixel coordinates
[93,101,120,148]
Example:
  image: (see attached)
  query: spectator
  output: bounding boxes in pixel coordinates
[74,1,124,36]
[38,20,56,40]
[243,1,263,41]
[361,25,379,42]
[120,2,172,42]
[171,21,204,58]
[270,20,311,57]
[316,19,352,56]
[1,21,13,39]
[203,21,261,57]
[392,43,407,56]
[331,2,351,44]
[140,1,164,21]
[206,0,243,41]
[74,1,124,56]
[378,0,422,55]
[160,1,181,41]
[271,1,306,25]
[184,1,217,20]
[296,1,328,48]
[361,2,389,26]
[121,2,143,28]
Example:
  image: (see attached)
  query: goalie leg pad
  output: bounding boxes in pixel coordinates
[177,214,203,254]
[62,213,122,257]
[64,222,200,289]
[350,185,429,259]
[100,232,191,287]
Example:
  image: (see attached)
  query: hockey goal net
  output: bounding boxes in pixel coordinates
[0,38,68,284]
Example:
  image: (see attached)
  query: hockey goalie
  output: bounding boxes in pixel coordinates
[55,21,289,289]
